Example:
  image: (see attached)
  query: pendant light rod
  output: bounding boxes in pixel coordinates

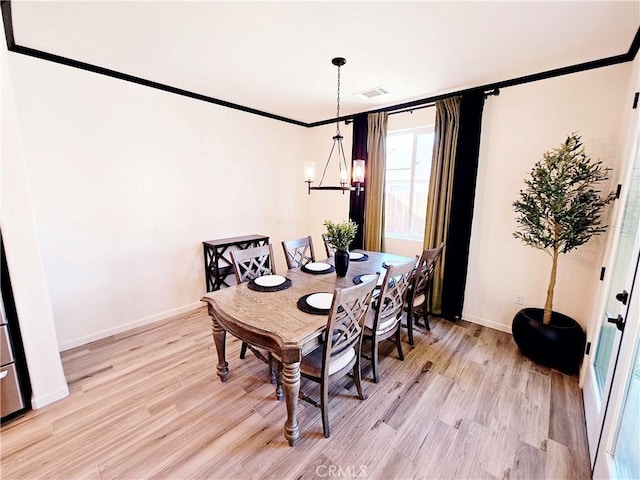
[333,57,345,136]
[317,57,346,187]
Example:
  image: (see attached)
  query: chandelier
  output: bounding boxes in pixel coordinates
[305,57,365,195]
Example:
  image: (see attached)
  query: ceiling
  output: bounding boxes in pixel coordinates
[8,1,640,125]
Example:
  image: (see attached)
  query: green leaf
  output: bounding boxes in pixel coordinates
[323,219,358,250]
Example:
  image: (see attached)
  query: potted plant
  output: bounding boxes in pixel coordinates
[323,219,358,277]
[511,133,616,374]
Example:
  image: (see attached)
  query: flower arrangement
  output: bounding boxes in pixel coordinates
[323,219,358,251]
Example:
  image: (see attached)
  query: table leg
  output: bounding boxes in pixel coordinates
[282,361,301,446]
[210,315,229,381]
[275,361,284,400]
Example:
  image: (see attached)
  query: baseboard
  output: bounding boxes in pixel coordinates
[59,301,204,351]
[461,312,513,334]
[31,385,70,409]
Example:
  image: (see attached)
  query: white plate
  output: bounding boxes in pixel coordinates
[360,274,384,286]
[349,252,364,260]
[306,292,333,310]
[305,262,332,272]
[254,275,286,287]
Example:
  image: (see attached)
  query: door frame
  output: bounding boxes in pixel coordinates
[581,96,639,466]
[592,249,640,478]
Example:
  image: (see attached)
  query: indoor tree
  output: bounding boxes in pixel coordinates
[513,133,616,324]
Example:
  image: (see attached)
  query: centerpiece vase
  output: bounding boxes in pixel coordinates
[334,249,350,277]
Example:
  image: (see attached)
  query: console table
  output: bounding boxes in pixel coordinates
[202,234,270,292]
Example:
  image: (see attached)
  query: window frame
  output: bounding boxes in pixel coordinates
[384,125,434,241]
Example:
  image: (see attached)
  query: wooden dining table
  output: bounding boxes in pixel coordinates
[200,249,413,446]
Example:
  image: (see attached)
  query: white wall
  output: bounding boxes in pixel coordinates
[464,63,633,333]
[1,40,69,407]
[7,54,348,351]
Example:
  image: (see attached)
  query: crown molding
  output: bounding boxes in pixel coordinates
[2,0,638,128]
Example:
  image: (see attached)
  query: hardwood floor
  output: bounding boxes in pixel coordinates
[0,307,592,479]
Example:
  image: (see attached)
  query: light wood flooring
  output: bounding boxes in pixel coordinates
[1,307,592,479]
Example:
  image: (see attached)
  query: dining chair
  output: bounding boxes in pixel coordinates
[230,244,277,380]
[363,257,417,383]
[230,243,276,284]
[404,242,445,344]
[281,236,316,269]
[275,275,379,437]
[322,233,336,258]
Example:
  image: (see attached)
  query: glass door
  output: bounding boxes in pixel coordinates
[592,252,640,479]
[609,334,640,477]
[583,132,640,466]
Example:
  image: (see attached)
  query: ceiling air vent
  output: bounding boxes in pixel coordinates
[354,87,389,100]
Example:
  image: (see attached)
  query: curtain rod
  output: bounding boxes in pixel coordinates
[346,88,500,123]
[388,103,434,116]
[382,87,500,116]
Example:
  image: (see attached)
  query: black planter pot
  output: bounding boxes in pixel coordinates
[512,308,586,374]
[334,249,350,277]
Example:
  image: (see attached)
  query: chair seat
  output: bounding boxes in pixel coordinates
[404,293,426,309]
[364,308,399,334]
[300,345,356,378]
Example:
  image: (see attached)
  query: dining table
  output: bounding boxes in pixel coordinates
[200,249,413,446]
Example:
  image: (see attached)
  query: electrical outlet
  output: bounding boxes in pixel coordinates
[152,227,159,237]
[515,293,524,305]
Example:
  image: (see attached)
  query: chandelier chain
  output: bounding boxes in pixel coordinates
[336,64,341,135]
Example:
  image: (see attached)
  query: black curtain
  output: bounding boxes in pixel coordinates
[440,91,485,320]
[349,114,368,250]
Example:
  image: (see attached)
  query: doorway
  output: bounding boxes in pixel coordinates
[583,114,639,478]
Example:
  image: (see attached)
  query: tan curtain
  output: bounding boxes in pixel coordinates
[424,96,461,313]
[363,112,388,251]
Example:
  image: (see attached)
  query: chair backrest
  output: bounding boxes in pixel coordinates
[372,257,418,333]
[230,244,276,283]
[281,236,316,269]
[409,242,445,300]
[322,234,336,258]
[322,275,379,376]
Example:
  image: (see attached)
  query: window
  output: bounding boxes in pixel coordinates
[385,126,434,239]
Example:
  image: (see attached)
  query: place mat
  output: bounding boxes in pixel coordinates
[297,293,332,315]
[352,274,383,287]
[349,252,369,262]
[382,260,405,269]
[248,277,292,292]
[301,262,335,274]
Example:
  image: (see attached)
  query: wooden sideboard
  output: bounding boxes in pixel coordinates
[202,234,270,292]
